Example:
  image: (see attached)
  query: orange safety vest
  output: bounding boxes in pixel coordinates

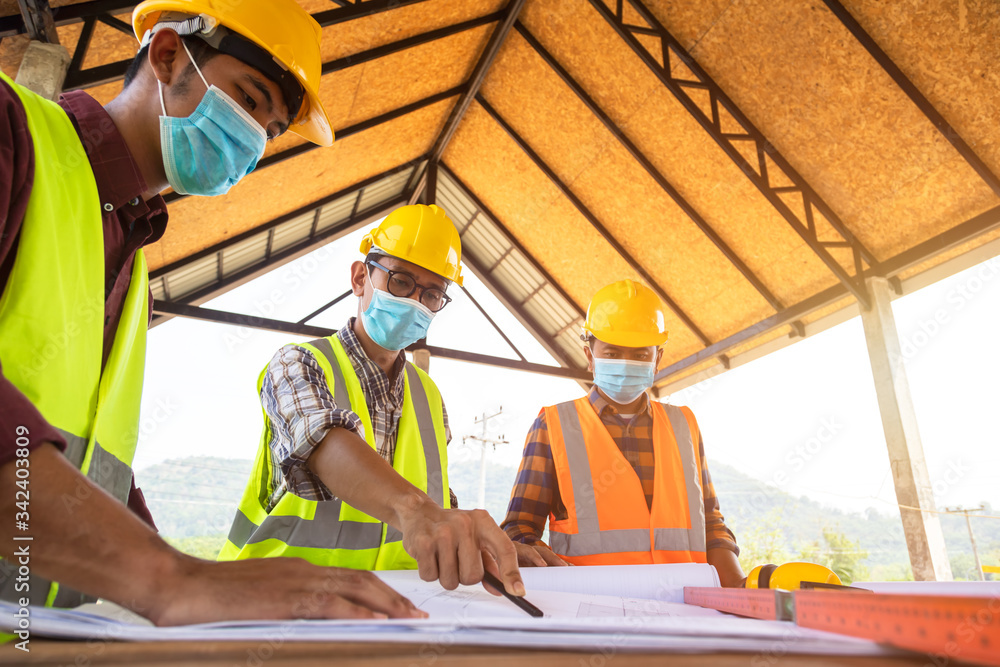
[545,397,708,566]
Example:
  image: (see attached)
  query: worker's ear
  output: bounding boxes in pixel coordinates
[147,28,185,86]
[655,346,663,368]
[350,261,368,297]
[584,342,594,373]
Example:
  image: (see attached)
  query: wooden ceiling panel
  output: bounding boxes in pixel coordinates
[678,0,973,249]
[566,138,776,342]
[0,35,29,79]
[638,0,736,52]
[618,84,843,308]
[520,0,661,133]
[81,13,135,71]
[840,0,1000,178]
[442,102,706,361]
[147,96,456,271]
[319,0,504,63]
[852,154,997,258]
[479,33,617,194]
[343,23,491,126]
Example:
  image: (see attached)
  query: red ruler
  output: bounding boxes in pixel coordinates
[684,587,1000,667]
[683,587,786,620]
[796,590,1000,667]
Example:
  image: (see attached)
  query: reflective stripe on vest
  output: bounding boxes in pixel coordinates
[0,74,148,607]
[547,398,707,562]
[220,335,447,568]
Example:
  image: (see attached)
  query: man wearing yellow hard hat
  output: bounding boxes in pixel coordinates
[220,204,525,598]
[501,280,747,587]
[0,0,422,624]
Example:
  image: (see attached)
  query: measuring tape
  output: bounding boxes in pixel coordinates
[685,587,1000,667]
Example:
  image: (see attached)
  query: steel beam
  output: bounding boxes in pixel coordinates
[515,22,793,323]
[151,302,589,381]
[654,203,1000,385]
[427,0,527,162]
[322,10,504,75]
[163,86,461,204]
[151,193,408,328]
[860,276,952,581]
[588,0,876,309]
[153,159,423,277]
[153,302,335,338]
[418,343,591,381]
[17,0,59,43]
[56,1,465,90]
[820,0,1000,199]
[476,94,715,348]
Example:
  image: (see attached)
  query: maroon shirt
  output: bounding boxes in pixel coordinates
[0,78,167,528]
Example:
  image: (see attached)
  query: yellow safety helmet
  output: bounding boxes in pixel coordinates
[746,562,842,590]
[583,279,669,348]
[133,0,333,146]
[359,205,464,285]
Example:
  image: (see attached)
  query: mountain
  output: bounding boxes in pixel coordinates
[137,456,1000,579]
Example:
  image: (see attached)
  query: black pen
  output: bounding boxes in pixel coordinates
[482,571,544,618]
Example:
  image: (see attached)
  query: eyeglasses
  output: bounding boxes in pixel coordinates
[367,261,452,312]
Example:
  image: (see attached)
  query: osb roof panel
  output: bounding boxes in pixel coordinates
[146,96,456,271]
[651,0,1000,259]
[442,102,706,365]
[319,0,505,63]
[3,0,998,381]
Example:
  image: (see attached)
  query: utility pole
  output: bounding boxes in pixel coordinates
[463,408,508,510]
[944,505,986,581]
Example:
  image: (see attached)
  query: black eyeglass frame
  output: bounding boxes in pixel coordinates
[366,260,453,312]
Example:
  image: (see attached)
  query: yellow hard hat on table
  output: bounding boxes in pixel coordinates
[133,0,333,146]
[583,279,669,348]
[360,204,464,285]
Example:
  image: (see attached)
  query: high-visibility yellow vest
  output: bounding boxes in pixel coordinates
[545,397,708,566]
[218,335,449,569]
[0,73,149,607]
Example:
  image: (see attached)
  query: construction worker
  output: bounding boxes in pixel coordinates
[219,204,524,597]
[0,0,423,624]
[501,280,747,587]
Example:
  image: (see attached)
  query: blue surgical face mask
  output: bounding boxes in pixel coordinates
[593,358,656,405]
[158,40,267,197]
[360,273,436,351]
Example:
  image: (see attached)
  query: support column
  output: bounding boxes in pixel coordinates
[860,276,952,581]
[412,348,431,374]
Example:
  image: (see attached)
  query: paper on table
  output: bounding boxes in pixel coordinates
[374,572,721,619]
[377,563,720,604]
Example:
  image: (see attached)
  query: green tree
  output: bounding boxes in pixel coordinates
[797,526,870,584]
[737,507,794,573]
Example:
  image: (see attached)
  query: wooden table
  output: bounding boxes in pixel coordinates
[0,641,938,666]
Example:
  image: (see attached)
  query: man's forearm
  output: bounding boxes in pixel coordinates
[307,427,431,528]
[707,547,746,588]
[0,443,187,616]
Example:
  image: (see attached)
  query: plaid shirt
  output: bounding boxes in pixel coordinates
[260,317,454,511]
[501,387,739,555]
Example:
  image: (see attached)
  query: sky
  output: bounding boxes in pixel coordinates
[134,225,1000,522]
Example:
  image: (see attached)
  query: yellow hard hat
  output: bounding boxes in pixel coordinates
[746,563,842,590]
[133,0,333,146]
[359,205,464,285]
[583,279,669,348]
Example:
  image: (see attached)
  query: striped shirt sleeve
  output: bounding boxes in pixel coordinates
[500,410,561,545]
[260,344,365,508]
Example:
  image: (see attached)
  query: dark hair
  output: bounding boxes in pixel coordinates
[123,35,218,88]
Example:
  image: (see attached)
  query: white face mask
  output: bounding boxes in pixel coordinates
[592,358,656,405]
